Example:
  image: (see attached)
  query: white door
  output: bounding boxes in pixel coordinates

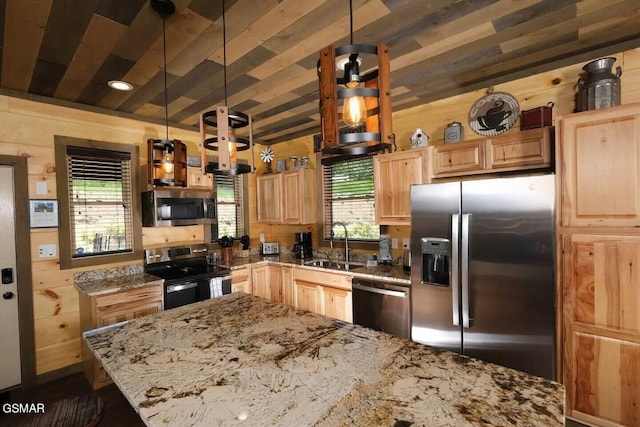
[0,166,21,389]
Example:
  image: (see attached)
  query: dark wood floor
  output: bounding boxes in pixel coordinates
[1,372,144,427]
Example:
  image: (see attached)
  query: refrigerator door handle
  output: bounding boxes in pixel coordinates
[461,213,471,329]
[451,214,460,326]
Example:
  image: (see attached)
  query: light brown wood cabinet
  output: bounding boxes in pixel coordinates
[557,104,640,228]
[250,264,286,303]
[231,267,251,294]
[256,174,282,223]
[256,169,317,224]
[557,103,640,427]
[80,285,163,390]
[186,166,213,190]
[561,234,640,426]
[292,268,352,323]
[281,266,294,306]
[431,127,552,178]
[373,148,428,225]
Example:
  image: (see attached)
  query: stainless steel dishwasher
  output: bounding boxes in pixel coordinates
[352,279,411,339]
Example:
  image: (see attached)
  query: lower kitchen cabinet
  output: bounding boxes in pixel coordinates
[231,267,251,294]
[251,264,284,303]
[562,234,640,426]
[281,266,294,306]
[292,268,352,323]
[322,286,352,323]
[79,284,164,390]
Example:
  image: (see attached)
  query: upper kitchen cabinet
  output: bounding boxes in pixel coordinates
[374,148,429,225]
[256,173,283,223]
[282,169,317,224]
[186,166,213,191]
[557,103,640,227]
[431,127,552,179]
[256,169,317,224]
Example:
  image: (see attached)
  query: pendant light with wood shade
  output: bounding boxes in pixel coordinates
[147,0,187,186]
[318,0,394,162]
[200,0,254,176]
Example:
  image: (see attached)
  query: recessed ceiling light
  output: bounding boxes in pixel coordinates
[108,80,133,91]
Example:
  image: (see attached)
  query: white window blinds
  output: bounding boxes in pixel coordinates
[322,157,379,241]
[66,147,133,257]
[215,174,245,238]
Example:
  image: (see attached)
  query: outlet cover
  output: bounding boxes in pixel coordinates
[391,238,398,249]
[259,233,265,243]
[38,244,56,258]
[402,238,410,249]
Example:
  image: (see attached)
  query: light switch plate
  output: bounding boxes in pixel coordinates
[259,233,265,243]
[38,244,56,258]
[402,238,410,249]
[391,238,398,249]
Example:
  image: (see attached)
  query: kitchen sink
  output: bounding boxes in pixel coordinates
[302,259,366,271]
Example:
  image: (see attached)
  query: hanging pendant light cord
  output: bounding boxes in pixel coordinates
[349,0,353,45]
[222,0,228,107]
[162,13,169,140]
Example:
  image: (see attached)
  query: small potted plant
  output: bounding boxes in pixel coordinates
[218,235,234,265]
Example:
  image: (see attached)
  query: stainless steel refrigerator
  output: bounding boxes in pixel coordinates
[410,174,556,380]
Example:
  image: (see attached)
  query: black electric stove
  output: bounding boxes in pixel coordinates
[144,244,231,309]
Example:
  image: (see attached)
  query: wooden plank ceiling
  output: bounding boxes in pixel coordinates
[2,0,640,145]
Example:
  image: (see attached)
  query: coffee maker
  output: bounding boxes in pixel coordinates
[294,232,313,259]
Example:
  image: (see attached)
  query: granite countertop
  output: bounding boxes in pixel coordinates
[74,273,164,297]
[225,254,411,285]
[84,293,564,426]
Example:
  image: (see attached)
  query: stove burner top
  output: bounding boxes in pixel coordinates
[145,257,228,283]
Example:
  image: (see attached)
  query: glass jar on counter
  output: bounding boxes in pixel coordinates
[444,121,464,143]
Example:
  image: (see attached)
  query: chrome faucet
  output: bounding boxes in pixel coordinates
[331,222,349,263]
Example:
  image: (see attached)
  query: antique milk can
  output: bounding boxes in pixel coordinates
[577,57,622,111]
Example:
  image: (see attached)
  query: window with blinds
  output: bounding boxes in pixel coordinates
[215,174,246,238]
[66,147,134,257]
[323,157,380,241]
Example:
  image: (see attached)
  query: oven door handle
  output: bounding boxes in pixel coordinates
[352,283,408,298]
[166,282,198,293]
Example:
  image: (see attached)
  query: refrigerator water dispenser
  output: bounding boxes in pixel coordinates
[421,238,450,286]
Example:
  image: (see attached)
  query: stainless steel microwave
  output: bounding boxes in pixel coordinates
[142,190,216,227]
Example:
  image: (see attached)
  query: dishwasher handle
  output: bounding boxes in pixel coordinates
[352,282,408,298]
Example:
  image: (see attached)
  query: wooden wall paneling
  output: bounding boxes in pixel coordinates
[30,229,59,262]
[1,0,53,91]
[31,260,73,292]
[35,337,81,375]
[33,285,79,320]
[34,311,81,349]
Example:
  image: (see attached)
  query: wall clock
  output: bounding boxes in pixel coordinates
[468,92,519,136]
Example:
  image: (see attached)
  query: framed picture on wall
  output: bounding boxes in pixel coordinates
[29,199,59,228]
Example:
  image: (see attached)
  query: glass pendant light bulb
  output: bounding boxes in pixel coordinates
[342,81,367,127]
[162,148,174,174]
[228,127,238,163]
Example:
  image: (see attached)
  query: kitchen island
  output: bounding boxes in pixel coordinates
[83,292,564,426]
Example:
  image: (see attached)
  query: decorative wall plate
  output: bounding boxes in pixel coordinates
[468,92,519,136]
